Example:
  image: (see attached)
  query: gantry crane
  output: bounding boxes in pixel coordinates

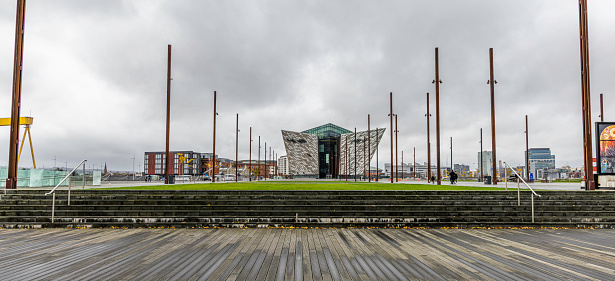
[0,116,36,168]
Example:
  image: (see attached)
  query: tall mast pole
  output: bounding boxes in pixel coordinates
[489,48,498,185]
[345,134,348,181]
[426,92,431,182]
[363,129,366,181]
[235,114,239,182]
[450,137,453,172]
[433,48,442,185]
[164,45,172,185]
[354,127,357,182]
[249,127,252,181]
[376,131,379,181]
[600,93,604,122]
[480,128,483,182]
[212,91,217,183]
[401,151,404,179]
[413,147,416,179]
[258,136,261,181]
[389,92,394,183]
[395,114,399,182]
[368,114,371,182]
[525,116,530,181]
[264,142,267,180]
[6,0,27,189]
[578,0,594,190]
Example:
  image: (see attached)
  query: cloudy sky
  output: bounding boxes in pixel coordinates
[1,0,614,172]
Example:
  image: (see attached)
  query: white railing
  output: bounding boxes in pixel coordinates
[45,160,87,223]
[503,161,541,223]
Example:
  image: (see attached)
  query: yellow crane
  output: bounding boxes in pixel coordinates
[0,117,36,168]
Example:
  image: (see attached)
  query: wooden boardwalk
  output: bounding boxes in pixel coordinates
[1,228,614,280]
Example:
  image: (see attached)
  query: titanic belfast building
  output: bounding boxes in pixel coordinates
[282,123,385,179]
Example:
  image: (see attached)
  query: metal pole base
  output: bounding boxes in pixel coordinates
[5,178,16,189]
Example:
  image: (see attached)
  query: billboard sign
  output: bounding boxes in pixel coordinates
[596,122,615,174]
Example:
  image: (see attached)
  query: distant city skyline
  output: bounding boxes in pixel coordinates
[2,1,615,172]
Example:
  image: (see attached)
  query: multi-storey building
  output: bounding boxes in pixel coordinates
[526,148,555,179]
[277,156,289,175]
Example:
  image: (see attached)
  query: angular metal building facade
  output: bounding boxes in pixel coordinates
[282,124,384,179]
[339,128,386,177]
[280,130,319,176]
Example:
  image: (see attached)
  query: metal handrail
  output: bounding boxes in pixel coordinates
[503,161,540,223]
[45,160,86,223]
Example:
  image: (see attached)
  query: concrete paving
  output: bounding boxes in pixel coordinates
[1,228,614,280]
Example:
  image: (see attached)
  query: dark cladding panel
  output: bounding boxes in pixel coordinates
[282,130,318,176]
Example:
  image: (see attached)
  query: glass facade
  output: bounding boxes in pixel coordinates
[302,123,350,178]
[526,148,555,178]
[302,123,352,139]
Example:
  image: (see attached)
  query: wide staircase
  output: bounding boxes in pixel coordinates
[1,190,615,228]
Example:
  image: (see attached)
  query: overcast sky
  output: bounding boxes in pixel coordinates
[1,0,614,172]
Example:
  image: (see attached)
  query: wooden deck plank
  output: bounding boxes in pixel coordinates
[0,229,614,280]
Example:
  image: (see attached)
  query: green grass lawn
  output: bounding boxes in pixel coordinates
[99,181,506,191]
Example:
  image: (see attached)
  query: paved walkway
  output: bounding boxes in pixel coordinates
[1,228,614,280]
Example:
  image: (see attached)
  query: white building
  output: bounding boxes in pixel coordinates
[277,155,290,175]
[385,162,449,178]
